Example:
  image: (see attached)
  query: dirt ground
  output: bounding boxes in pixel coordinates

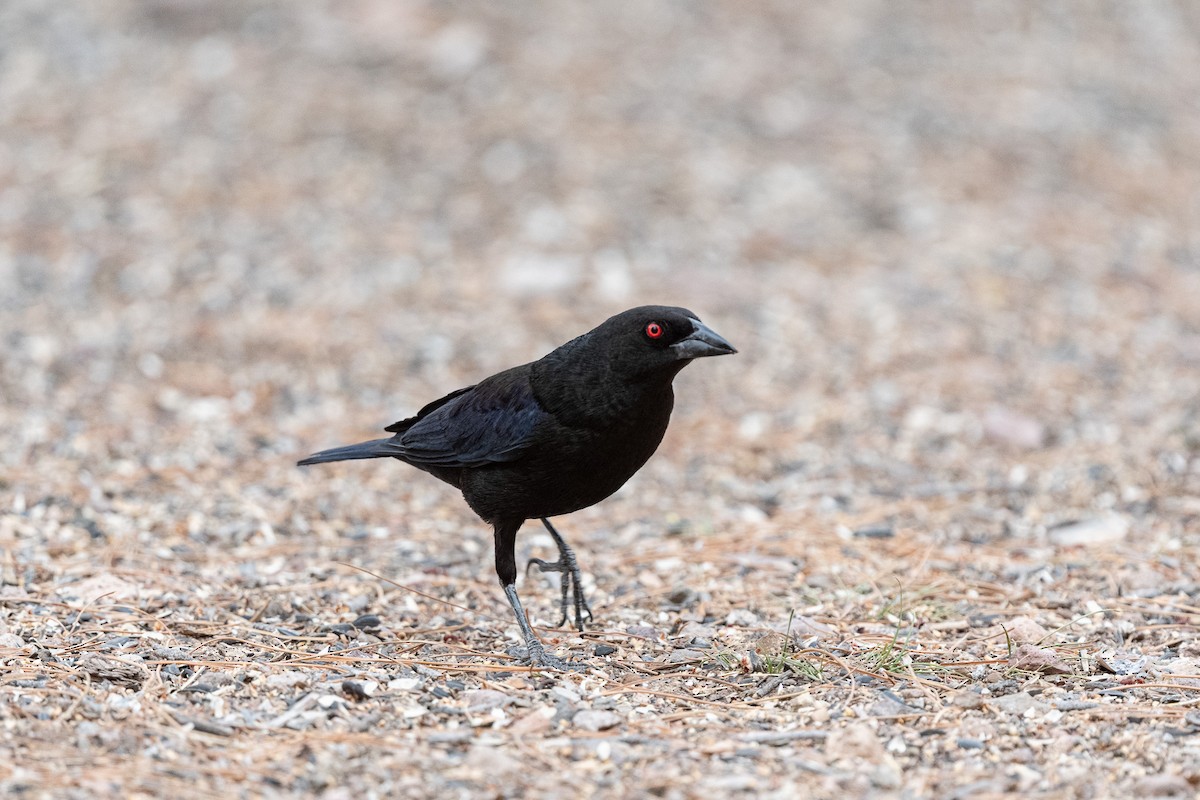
[3,2,1200,798]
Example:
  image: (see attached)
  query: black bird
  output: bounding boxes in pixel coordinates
[298,306,736,669]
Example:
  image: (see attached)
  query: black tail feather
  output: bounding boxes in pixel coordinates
[297,438,396,466]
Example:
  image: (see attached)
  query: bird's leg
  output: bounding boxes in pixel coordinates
[502,583,575,671]
[494,520,576,671]
[525,518,594,631]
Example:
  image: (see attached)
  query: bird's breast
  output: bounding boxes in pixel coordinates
[462,392,674,522]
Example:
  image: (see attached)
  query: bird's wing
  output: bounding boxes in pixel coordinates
[378,369,545,468]
[384,386,474,433]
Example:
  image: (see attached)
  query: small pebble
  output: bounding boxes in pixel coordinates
[463,689,508,712]
[1047,515,1130,547]
[989,691,1044,716]
[352,614,382,631]
[572,709,622,732]
[341,680,370,702]
[725,609,759,627]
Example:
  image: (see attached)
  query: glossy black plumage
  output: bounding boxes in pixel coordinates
[299,305,736,669]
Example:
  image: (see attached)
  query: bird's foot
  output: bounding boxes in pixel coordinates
[501,582,583,672]
[508,642,581,672]
[526,555,594,631]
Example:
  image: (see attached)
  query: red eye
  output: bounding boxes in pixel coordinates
[645,322,664,339]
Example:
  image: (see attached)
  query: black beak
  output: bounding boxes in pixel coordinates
[671,319,738,359]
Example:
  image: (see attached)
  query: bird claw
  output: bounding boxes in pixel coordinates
[507,643,582,672]
[525,557,559,576]
[526,554,594,631]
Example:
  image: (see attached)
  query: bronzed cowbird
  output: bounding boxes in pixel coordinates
[298,306,736,668]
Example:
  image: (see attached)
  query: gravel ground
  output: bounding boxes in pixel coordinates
[3,2,1200,798]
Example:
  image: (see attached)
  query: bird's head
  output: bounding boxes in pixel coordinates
[532,305,737,423]
[597,305,737,380]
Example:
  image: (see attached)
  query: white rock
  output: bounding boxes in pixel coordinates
[725,608,760,627]
[1048,515,1129,546]
[464,689,508,712]
[988,691,1045,716]
[573,709,622,732]
[983,406,1046,449]
[265,672,309,691]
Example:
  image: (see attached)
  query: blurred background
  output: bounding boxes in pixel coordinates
[3,4,1200,794]
[2,1,1200,565]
